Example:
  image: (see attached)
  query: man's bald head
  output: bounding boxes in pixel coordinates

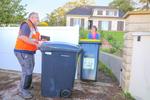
[28,12,39,25]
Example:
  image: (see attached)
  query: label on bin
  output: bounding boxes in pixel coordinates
[83,57,95,70]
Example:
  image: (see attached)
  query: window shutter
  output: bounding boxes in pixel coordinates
[108,21,112,31]
[117,21,124,31]
[98,21,102,30]
[81,19,84,28]
[70,18,74,26]
[106,11,109,15]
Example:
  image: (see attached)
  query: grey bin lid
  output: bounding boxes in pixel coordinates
[40,42,82,53]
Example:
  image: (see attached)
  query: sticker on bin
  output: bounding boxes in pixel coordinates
[83,57,95,70]
[45,52,52,55]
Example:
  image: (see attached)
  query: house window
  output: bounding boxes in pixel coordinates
[106,10,115,16]
[97,10,103,15]
[98,21,112,31]
[101,21,109,30]
[114,11,118,16]
[73,18,81,26]
[70,18,84,28]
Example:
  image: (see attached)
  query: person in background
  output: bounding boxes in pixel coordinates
[14,12,41,99]
[87,25,100,39]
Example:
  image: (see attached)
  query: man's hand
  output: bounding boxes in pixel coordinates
[35,41,44,49]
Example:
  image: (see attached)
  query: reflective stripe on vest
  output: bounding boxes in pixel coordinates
[15,20,40,51]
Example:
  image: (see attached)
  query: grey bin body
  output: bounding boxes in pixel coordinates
[40,42,82,98]
[80,41,101,81]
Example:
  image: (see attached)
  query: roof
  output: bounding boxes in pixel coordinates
[123,10,150,18]
[67,6,93,16]
[66,6,125,17]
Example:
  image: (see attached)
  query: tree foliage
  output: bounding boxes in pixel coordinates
[0,0,27,26]
[139,0,150,9]
[46,0,95,26]
[38,21,49,26]
[109,0,134,13]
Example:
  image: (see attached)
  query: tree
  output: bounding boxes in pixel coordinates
[139,0,150,9]
[76,0,95,6]
[109,0,134,13]
[38,21,49,26]
[0,0,27,26]
[46,0,95,26]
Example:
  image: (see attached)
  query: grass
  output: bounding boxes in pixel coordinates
[99,61,116,81]
[79,29,124,56]
[100,30,124,46]
[100,30,124,56]
[123,92,135,100]
[113,92,135,100]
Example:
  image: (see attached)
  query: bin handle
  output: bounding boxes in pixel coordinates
[60,54,70,57]
[45,52,52,55]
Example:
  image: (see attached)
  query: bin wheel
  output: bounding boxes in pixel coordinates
[60,89,71,97]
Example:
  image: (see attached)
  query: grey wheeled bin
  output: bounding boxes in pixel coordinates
[40,42,82,98]
[79,39,101,81]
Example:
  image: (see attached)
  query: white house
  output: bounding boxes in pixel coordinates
[66,6,125,31]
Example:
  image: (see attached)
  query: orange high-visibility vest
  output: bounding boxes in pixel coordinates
[15,20,40,52]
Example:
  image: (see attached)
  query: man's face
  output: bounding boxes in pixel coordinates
[31,14,39,25]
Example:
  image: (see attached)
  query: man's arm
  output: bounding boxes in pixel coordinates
[18,35,38,46]
[18,23,38,47]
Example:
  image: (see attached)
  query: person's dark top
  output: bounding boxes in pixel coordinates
[20,23,31,37]
[14,22,36,54]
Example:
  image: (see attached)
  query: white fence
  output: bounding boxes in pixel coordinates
[0,26,79,73]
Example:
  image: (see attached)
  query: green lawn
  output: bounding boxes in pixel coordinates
[79,29,124,56]
[100,30,124,56]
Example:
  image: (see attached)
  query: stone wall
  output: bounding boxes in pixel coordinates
[121,32,133,91]
[121,11,150,91]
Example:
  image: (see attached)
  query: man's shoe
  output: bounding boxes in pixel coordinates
[29,84,34,95]
[19,89,33,99]
[29,83,34,90]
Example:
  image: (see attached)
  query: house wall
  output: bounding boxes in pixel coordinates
[111,21,118,31]
[90,17,124,31]
[66,15,89,29]
[66,15,125,31]
[92,8,119,17]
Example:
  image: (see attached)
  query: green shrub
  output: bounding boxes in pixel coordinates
[100,30,124,50]
[99,30,124,56]
[79,28,89,39]
[124,92,135,100]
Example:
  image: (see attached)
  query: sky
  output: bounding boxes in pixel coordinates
[21,0,113,20]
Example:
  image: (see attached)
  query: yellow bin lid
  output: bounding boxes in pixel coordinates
[79,39,101,44]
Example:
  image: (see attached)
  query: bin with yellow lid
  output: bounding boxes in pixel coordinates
[79,39,101,81]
